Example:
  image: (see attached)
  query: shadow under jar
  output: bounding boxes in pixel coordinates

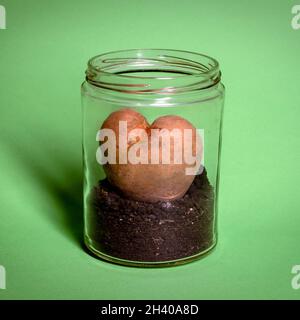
[81,49,225,267]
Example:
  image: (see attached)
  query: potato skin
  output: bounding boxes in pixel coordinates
[100,109,201,202]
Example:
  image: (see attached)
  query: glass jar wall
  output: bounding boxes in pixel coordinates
[81,49,225,267]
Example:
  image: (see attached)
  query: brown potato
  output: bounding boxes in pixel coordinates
[100,108,202,202]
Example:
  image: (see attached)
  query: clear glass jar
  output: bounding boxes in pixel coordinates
[81,49,225,267]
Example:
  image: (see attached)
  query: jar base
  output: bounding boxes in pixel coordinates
[84,235,217,268]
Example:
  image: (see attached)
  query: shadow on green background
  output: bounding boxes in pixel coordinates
[1,128,83,247]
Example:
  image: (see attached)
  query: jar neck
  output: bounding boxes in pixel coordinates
[85,49,221,95]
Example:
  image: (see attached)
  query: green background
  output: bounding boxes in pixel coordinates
[0,0,300,299]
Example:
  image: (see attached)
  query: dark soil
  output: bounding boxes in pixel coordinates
[89,168,215,262]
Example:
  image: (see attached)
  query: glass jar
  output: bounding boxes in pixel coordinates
[81,49,225,267]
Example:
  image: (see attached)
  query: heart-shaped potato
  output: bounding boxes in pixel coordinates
[99,108,202,202]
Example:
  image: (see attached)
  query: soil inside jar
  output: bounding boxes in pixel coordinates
[90,168,215,262]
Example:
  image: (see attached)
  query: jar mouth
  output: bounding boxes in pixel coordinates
[86,49,221,94]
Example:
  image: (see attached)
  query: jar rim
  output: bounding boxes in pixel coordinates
[85,49,221,94]
[87,48,219,79]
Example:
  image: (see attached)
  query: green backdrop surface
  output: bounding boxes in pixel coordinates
[0,0,300,299]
